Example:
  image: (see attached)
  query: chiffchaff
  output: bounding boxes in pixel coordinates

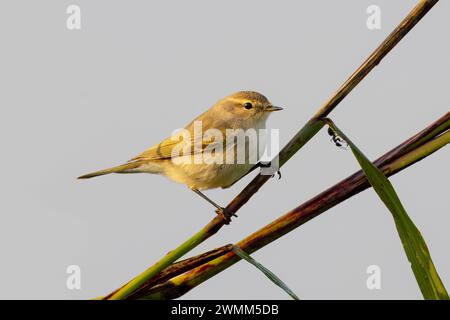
[78,91,282,223]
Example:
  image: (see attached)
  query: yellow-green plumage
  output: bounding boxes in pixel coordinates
[77,91,282,190]
[77,162,144,179]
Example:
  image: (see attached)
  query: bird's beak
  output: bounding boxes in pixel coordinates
[265,105,283,112]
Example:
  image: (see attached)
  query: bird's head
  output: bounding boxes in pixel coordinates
[215,91,283,124]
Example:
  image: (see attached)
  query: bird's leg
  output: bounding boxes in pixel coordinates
[190,188,237,224]
[219,160,281,190]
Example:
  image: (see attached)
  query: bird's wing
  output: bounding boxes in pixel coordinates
[128,132,224,162]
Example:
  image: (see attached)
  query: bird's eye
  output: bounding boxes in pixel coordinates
[243,102,253,110]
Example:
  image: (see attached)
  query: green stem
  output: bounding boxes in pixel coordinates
[103,0,439,299]
[106,119,323,300]
[137,123,449,299]
[107,121,323,299]
[325,119,448,299]
[389,130,450,174]
[107,221,222,300]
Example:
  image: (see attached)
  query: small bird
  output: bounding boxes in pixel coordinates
[78,91,282,223]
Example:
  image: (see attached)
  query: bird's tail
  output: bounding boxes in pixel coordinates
[77,162,143,179]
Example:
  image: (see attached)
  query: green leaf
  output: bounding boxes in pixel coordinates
[326,120,449,300]
[232,246,300,300]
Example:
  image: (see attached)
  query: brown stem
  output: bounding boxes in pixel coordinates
[229,0,438,228]
[160,0,440,250]
[102,244,234,300]
[124,245,233,300]
[104,0,440,299]
[134,111,450,299]
[312,0,439,119]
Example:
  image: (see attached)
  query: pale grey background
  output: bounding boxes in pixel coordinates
[0,1,448,299]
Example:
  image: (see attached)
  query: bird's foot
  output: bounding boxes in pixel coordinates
[258,161,281,180]
[272,169,282,180]
[215,207,238,225]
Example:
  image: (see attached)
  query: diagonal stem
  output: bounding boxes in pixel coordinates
[126,111,449,299]
[105,0,439,299]
[136,112,450,299]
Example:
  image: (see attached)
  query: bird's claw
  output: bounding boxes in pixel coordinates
[215,207,237,225]
[271,169,282,180]
[258,161,281,179]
